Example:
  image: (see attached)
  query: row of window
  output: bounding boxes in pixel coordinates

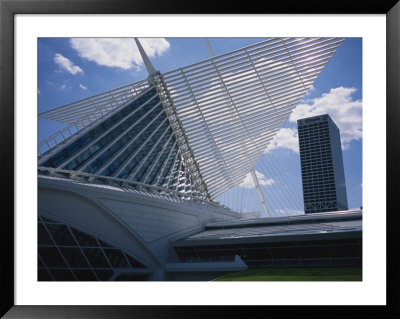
[43,88,159,168]
[175,238,362,267]
[38,215,147,281]
[299,134,330,140]
[40,87,202,196]
[303,179,335,184]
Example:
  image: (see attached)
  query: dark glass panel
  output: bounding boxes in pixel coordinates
[218,250,238,258]
[178,252,197,259]
[71,228,98,247]
[126,254,146,269]
[328,244,361,258]
[39,246,66,267]
[38,269,52,281]
[330,257,362,266]
[242,243,267,249]
[72,269,97,281]
[115,274,148,281]
[246,259,274,267]
[175,246,194,252]
[104,249,129,268]
[216,244,241,250]
[197,250,211,262]
[302,258,331,266]
[59,247,90,268]
[42,88,159,169]
[98,239,112,247]
[38,223,53,245]
[45,224,76,246]
[40,216,59,223]
[268,242,296,248]
[298,245,330,259]
[50,269,76,281]
[269,247,300,259]
[273,259,302,266]
[197,245,218,250]
[95,270,113,281]
[242,248,271,260]
[82,248,110,268]
[221,255,235,262]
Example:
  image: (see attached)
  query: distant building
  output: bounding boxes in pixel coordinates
[298,114,348,213]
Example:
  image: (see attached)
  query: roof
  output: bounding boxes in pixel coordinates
[173,210,362,246]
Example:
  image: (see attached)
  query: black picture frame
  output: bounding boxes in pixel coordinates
[1,0,399,317]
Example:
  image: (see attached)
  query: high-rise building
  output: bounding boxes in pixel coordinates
[298,114,349,213]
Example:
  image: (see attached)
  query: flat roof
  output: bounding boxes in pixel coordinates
[173,210,362,246]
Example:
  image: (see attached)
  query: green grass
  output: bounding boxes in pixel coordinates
[213,267,362,281]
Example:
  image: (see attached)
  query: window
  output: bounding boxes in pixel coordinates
[38,215,149,281]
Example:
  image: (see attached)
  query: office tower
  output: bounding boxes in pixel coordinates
[298,114,349,213]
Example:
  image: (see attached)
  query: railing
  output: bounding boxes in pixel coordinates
[38,79,149,125]
[38,166,239,218]
[38,85,155,159]
[38,124,81,157]
[38,105,119,158]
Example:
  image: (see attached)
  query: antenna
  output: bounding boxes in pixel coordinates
[134,38,159,77]
[204,38,214,57]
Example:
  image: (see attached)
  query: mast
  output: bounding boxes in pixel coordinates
[134,38,159,77]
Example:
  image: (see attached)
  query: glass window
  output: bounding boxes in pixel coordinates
[94,269,113,281]
[59,247,90,268]
[38,269,52,281]
[38,223,53,245]
[72,269,97,281]
[126,254,146,269]
[103,249,129,268]
[71,228,98,247]
[40,216,59,223]
[98,239,112,248]
[82,248,110,268]
[269,247,300,259]
[50,269,76,281]
[45,224,77,246]
[39,246,67,267]
[115,274,148,281]
[38,257,45,268]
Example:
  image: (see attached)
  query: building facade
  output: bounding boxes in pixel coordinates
[298,114,349,213]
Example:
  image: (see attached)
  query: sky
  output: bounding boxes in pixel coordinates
[38,37,362,216]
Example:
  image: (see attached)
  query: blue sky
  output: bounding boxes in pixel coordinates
[38,37,362,215]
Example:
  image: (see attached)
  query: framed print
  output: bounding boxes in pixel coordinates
[1,0,399,317]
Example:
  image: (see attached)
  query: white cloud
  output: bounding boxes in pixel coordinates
[303,84,315,97]
[289,87,362,149]
[266,87,362,153]
[266,127,299,153]
[69,38,170,70]
[79,84,87,90]
[54,53,83,75]
[241,171,275,188]
[60,83,67,90]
